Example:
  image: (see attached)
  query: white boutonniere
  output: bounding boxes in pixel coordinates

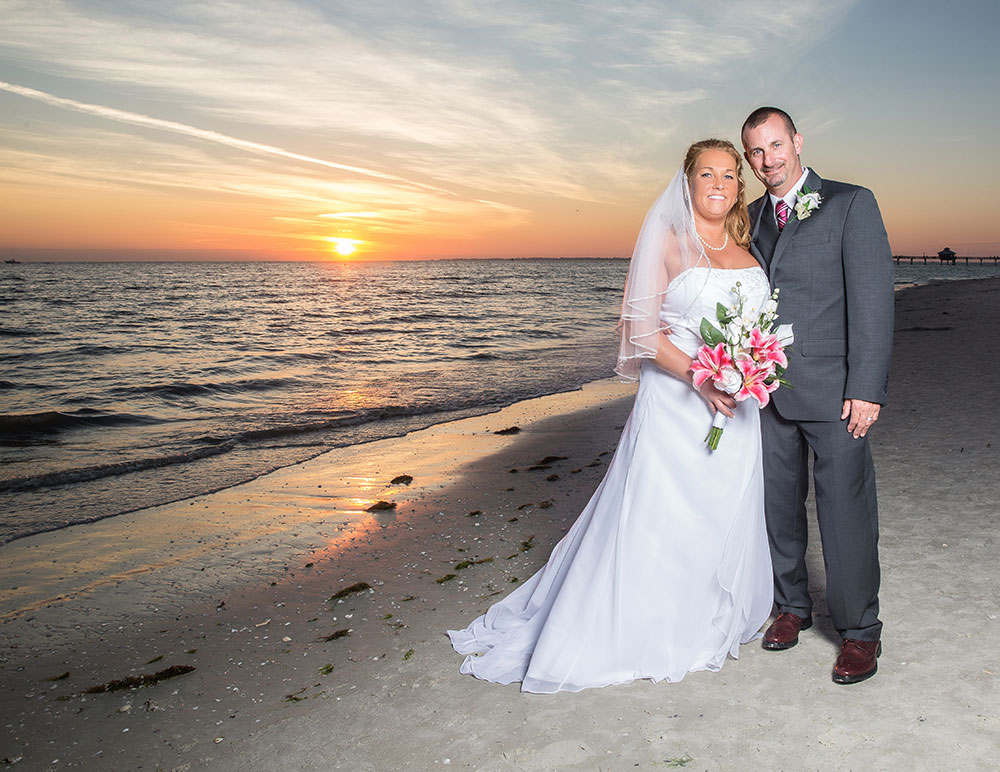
[794,185,822,220]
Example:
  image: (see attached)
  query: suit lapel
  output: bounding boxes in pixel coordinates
[768,170,823,275]
[754,198,780,271]
[748,197,768,270]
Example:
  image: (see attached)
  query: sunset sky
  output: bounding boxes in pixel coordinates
[2,0,998,261]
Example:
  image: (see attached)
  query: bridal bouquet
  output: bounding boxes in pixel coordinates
[690,283,793,450]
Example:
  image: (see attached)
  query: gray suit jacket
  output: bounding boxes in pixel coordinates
[748,170,894,421]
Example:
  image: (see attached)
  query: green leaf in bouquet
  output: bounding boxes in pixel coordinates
[700,318,725,347]
[716,302,732,324]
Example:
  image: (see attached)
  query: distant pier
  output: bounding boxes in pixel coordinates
[893,255,1000,264]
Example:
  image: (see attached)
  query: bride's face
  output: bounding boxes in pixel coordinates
[688,149,738,223]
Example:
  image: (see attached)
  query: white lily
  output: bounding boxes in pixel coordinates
[775,323,795,347]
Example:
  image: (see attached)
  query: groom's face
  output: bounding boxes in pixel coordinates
[742,114,804,197]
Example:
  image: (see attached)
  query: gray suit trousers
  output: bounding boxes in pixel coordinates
[760,403,882,641]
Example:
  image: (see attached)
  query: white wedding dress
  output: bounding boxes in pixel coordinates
[448,266,774,693]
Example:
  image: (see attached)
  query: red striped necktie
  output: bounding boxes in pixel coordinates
[775,199,790,231]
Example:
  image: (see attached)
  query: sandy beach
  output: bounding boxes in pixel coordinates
[2,279,998,772]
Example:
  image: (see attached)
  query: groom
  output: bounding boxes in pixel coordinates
[741,107,894,684]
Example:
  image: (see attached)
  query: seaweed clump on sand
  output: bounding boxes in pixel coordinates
[494,426,521,435]
[390,474,413,485]
[328,582,372,601]
[366,500,397,512]
[455,557,493,570]
[84,664,196,694]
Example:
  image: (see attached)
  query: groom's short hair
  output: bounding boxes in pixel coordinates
[741,107,797,144]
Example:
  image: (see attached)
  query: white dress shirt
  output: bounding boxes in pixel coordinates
[768,167,811,227]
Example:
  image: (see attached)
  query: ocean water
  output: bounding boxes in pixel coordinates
[891,259,1000,285]
[0,259,628,543]
[2,257,996,544]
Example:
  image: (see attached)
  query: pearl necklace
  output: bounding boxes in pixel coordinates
[697,231,728,252]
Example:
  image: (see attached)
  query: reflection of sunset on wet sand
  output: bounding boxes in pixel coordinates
[1,383,633,626]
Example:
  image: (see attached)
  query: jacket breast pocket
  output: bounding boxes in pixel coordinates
[792,233,831,247]
[800,339,846,357]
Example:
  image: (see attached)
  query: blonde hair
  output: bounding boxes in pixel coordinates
[682,139,751,249]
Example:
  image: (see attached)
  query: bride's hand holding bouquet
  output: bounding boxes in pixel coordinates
[693,350,738,422]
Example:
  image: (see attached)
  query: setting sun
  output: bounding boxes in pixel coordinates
[328,237,358,257]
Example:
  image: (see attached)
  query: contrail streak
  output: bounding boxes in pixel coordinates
[0,80,451,194]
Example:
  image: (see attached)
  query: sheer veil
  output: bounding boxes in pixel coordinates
[615,166,708,380]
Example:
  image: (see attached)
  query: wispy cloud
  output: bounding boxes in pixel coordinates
[0,0,868,256]
[0,1,749,195]
[0,114,531,253]
[0,80,448,193]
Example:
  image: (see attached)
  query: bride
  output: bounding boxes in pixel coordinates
[448,139,774,693]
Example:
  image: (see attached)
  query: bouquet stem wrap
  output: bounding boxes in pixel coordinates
[705,411,728,450]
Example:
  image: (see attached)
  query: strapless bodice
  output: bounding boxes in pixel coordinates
[659,266,770,357]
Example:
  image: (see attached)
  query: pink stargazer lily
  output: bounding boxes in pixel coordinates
[746,327,788,369]
[734,357,780,407]
[690,342,735,389]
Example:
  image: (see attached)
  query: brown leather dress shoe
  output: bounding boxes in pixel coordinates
[762,612,813,650]
[832,639,881,684]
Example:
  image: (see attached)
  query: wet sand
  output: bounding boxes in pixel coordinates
[1,279,998,771]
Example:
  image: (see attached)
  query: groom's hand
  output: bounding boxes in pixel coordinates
[842,399,881,439]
